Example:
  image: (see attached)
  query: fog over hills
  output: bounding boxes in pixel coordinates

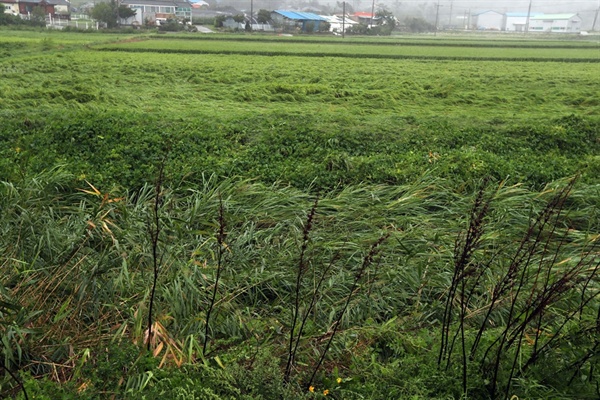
[215,0,599,30]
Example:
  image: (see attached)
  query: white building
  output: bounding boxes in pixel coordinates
[1,0,19,15]
[528,14,582,33]
[320,14,357,33]
[120,0,192,25]
[222,16,273,31]
[504,12,542,32]
[472,10,503,30]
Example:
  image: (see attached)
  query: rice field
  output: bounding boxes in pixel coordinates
[1,29,599,400]
[97,36,600,60]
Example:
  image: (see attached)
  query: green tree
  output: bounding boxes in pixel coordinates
[158,18,184,31]
[376,7,396,32]
[346,23,369,34]
[118,5,136,19]
[31,5,47,25]
[318,21,331,32]
[256,9,271,24]
[214,15,225,27]
[404,17,434,32]
[90,1,136,28]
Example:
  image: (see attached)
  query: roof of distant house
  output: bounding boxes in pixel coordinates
[273,10,327,21]
[121,0,191,6]
[354,12,374,18]
[15,0,55,4]
[530,13,578,20]
[473,10,503,16]
[505,12,543,17]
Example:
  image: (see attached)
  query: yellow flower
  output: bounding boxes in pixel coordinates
[336,377,342,384]
[323,389,330,396]
[309,386,314,393]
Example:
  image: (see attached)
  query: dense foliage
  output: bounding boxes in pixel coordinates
[0,31,599,399]
[90,0,137,28]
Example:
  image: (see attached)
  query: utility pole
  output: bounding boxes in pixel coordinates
[250,0,253,31]
[592,6,599,31]
[525,0,532,33]
[448,0,453,27]
[370,0,375,29]
[342,1,345,38]
[434,1,441,36]
[467,8,471,30]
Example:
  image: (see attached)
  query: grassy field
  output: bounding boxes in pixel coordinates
[2,51,599,116]
[1,37,598,189]
[0,30,599,399]
[156,32,600,46]
[98,36,600,60]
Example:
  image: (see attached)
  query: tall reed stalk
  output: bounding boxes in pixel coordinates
[147,162,165,351]
[203,193,227,355]
[307,233,389,390]
[439,176,600,397]
[284,197,318,384]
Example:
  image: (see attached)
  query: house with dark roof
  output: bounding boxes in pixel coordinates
[270,10,327,32]
[1,0,70,18]
[17,0,55,16]
[120,0,192,25]
[52,0,69,19]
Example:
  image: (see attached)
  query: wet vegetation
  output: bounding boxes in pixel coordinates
[0,30,599,399]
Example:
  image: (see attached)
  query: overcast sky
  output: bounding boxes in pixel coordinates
[377,0,600,26]
[343,0,599,19]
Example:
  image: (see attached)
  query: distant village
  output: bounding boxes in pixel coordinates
[1,0,591,34]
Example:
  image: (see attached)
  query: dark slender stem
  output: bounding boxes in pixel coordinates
[0,363,28,400]
[460,277,467,393]
[284,197,318,384]
[440,179,494,370]
[147,161,165,351]
[488,180,575,396]
[203,193,226,355]
[307,233,389,389]
[290,251,339,378]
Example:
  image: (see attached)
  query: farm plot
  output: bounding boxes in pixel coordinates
[0,30,599,400]
[97,36,600,61]
[1,37,598,190]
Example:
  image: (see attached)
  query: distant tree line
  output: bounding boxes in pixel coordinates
[403,17,436,32]
[210,6,435,35]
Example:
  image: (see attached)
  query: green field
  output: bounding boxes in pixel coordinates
[1,30,599,399]
[98,36,600,60]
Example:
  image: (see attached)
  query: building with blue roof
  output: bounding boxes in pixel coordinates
[271,10,328,33]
